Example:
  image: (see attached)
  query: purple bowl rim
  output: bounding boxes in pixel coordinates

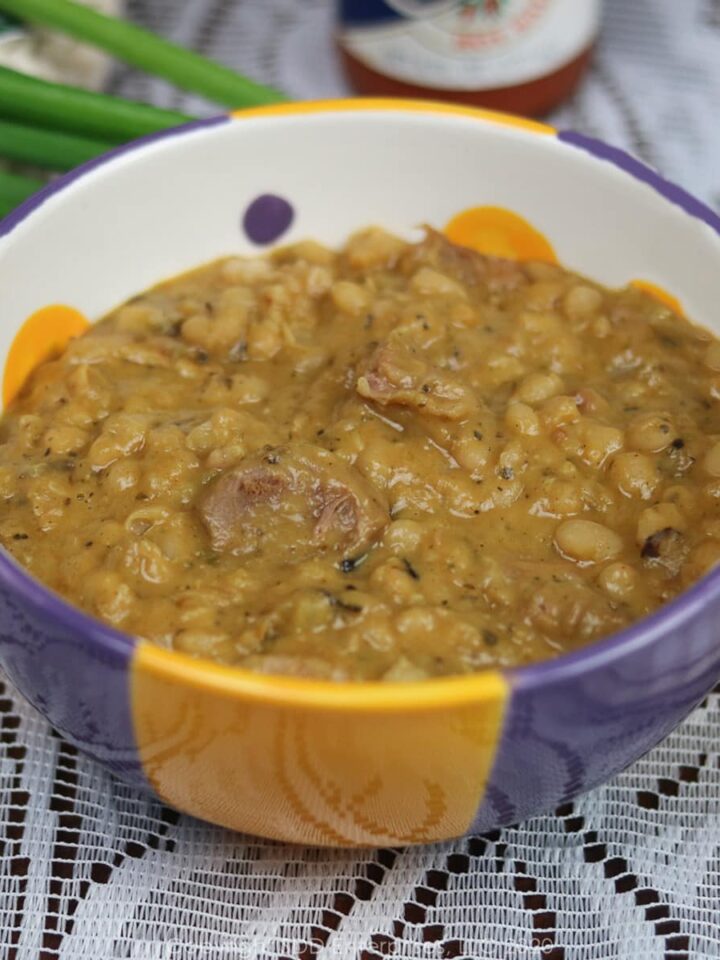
[0,107,719,694]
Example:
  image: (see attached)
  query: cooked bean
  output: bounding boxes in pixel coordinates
[394,606,437,635]
[221,256,274,283]
[513,371,563,405]
[484,351,526,386]
[506,402,540,436]
[578,421,624,469]
[107,459,141,494]
[555,520,623,564]
[540,395,580,429]
[627,412,677,452]
[125,506,170,537]
[575,388,609,416]
[304,265,333,297]
[85,571,135,626]
[288,591,335,631]
[411,267,466,298]
[609,453,659,499]
[331,280,369,315]
[27,474,74,532]
[536,480,583,518]
[122,539,174,587]
[563,284,603,320]
[636,502,686,546]
[42,424,88,456]
[370,560,424,602]
[185,409,246,456]
[88,414,147,471]
[383,519,424,554]
[345,227,405,269]
[597,562,637,599]
[451,428,491,474]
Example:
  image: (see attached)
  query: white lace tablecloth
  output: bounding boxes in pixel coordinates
[3,2,720,957]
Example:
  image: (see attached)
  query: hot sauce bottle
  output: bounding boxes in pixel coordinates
[337,0,600,117]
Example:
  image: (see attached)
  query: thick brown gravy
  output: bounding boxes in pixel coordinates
[2,229,719,680]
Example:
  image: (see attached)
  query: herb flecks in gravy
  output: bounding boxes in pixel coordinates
[2,229,720,681]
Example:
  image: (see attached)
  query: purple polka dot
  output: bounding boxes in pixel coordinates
[242,193,294,245]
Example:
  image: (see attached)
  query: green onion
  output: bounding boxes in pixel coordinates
[0,0,286,108]
[0,118,111,170]
[0,66,192,142]
[0,169,43,218]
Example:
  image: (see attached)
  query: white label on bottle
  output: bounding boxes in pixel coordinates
[341,0,601,92]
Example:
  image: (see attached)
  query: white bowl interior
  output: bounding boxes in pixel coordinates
[1,106,719,410]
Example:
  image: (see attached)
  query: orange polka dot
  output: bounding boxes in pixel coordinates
[631,280,684,317]
[445,206,557,263]
[3,305,90,408]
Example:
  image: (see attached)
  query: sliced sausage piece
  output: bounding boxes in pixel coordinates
[200,442,388,561]
[356,344,477,420]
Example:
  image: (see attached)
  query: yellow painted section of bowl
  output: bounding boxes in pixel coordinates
[230,97,556,136]
[632,279,685,317]
[3,304,89,407]
[445,206,558,263]
[131,643,509,846]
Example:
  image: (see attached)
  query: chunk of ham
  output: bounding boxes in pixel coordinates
[356,344,477,420]
[409,228,529,294]
[200,442,388,561]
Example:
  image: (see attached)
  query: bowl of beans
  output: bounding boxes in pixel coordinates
[1,100,720,846]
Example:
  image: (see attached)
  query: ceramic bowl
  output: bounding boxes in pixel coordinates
[1,100,720,847]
